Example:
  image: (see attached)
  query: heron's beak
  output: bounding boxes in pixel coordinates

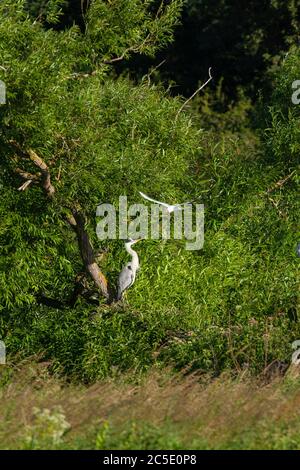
[133,237,143,244]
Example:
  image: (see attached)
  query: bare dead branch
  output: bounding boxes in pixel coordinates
[28,149,55,198]
[15,167,41,191]
[18,180,33,191]
[11,143,55,198]
[174,67,213,124]
[266,170,296,193]
[15,167,41,181]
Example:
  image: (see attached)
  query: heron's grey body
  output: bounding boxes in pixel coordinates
[117,239,140,301]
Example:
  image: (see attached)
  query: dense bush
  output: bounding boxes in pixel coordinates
[0,1,299,381]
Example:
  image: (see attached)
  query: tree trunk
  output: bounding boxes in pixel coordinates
[69,210,109,300]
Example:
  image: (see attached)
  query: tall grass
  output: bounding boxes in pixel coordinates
[1,361,300,450]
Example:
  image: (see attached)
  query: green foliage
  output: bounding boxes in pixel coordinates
[95,420,184,450]
[0,0,299,384]
[86,0,184,61]
[262,46,300,166]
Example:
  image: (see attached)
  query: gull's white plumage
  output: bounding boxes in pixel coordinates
[138,191,191,213]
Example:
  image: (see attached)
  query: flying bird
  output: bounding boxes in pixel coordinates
[139,191,192,214]
[117,238,142,301]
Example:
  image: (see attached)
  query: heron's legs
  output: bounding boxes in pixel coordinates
[122,291,129,306]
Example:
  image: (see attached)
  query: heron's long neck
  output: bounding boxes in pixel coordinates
[126,245,139,267]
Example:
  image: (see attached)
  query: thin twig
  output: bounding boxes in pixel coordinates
[266,170,296,193]
[103,30,153,64]
[267,196,286,218]
[174,67,213,124]
[103,43,145,64]
[146,59,166,86]
[69,70,97,79]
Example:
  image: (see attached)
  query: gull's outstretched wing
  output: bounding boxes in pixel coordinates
[174,201,193,209]
[139,191,170,209]
[174,197,202,209]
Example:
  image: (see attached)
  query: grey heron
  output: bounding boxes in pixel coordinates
[117,238,142,301]
[138,191,192,214]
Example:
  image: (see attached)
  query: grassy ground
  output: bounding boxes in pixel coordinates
[1,360,300,450]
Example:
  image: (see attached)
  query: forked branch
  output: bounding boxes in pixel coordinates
[28,149,55,198]
[11,144,55,198]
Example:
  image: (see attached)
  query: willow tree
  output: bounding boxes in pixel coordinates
[0,0,201,310]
